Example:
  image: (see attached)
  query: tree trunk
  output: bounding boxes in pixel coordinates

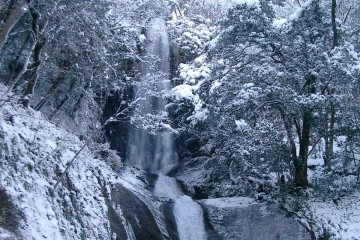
[331,0,339,49]
[293,157,308,187]
[279,107,308,187]
[6,38,37,93]
[324,104,335,170]
[0,0,32,54]
[295,110,312,187]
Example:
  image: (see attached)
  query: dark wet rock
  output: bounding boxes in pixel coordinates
[184,138,202,154]
[162,202,179,240]
[109,184,163,240]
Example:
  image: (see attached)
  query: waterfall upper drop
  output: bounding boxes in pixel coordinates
[127,18,177,173]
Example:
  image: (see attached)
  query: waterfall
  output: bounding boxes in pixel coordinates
[127,18,177,173]
[126,18,207,240]
[154,175,207,240]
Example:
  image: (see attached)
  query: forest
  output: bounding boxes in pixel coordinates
[0,0,360,239]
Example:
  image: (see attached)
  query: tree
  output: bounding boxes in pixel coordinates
[186,0,359,188]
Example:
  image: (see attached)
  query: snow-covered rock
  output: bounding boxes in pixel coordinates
[200,198,311,240]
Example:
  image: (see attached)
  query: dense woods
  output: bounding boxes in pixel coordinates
[1,0,360,238]
[1,0,360,193]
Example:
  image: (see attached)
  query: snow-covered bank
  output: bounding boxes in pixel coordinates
[0,86,168,239]
[304,192,360,240]
[0,88,123,239]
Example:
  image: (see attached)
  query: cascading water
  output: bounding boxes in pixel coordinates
[127,18,177,173]
[127,18,207,240]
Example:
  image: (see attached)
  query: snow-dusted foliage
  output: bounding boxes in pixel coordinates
[1,0,360,239]
[166,14,216,128]
[183,0,360,189]
[169,55,211,126]
[168,15,215,61]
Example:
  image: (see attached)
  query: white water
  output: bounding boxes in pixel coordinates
[127,18,207,240]
[174,196,207,240]
[127,18,177,173]
[154,174,183,199]
[154,175,207,240]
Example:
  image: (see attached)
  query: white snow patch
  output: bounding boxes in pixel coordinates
[308,192,360,240]
[210,80,222,94]
[0,84,118,239]
[139,34,146,43]
[45,139,57,150]
[308,158,323,166]
[172,84,195,100]
[235,119,248,131]
[273,18,287,28]
[60,149,75,162]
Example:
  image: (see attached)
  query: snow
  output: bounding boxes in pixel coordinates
[210,80,222,93]
[273,18,287,28]
[138,34,146,43]
[0,228,14,239]
[308,158,323,166]
[289,7,303,21]
[172,84,195,100]
[170,80,209,125]
[235,119,248,131]
[306,192,360,240]
[0,84,119,239]
[201,197,256,208]
[178,62,211,84]
[60,149,76,162]
[45,139,57,150]
[195,55,207,64]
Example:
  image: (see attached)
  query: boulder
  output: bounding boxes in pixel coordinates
[200,197,311,240]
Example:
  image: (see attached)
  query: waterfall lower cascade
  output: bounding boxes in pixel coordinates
[155,175,207,240]
[126,18,207,240]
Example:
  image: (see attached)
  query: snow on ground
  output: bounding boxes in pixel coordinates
[305,191,360,240]
[0,85,120,239]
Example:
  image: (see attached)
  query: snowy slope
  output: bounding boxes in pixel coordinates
[0,86,120,239]
[304,192,360,240]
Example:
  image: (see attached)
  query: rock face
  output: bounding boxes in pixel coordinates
[200,197,312,240]
[108,184,163,240]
